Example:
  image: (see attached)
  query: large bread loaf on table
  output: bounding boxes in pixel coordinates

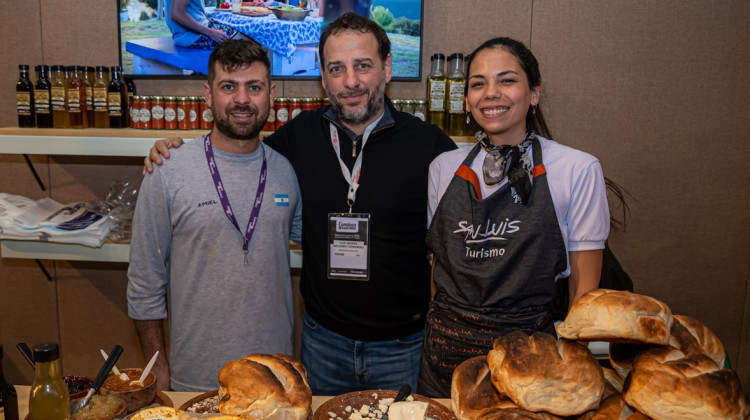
[487,331,603,417]
[623,347,747,420]
[451,356,517,420]
[473,407,561,420]
[218,353,312,420]
[556,289,673,345]
[668,314,726,367]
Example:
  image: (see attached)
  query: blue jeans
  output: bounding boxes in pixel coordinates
[301,312,423,395]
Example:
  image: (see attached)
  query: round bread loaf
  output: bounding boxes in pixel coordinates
[623,347,747,420]
[218,353,312,420]
[669,314,725,367]
[586,395,650,420]
[600,367,624,402]
[556,289,673,345]
[608,343,655,380]
[487,331,603,417]
[451,356,516,420]
[474,407,561,420]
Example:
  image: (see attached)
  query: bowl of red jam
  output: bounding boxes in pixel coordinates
[63,375,94,400]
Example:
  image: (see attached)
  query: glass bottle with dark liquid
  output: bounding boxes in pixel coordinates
[50,65,68,128]
[108,66,126,128]
[0,344,20,420]
[66,65,86,128]
[427,53,447,131]
[16,65,35,127]
[93,66,110,128]
[34,65,53,128]
[446,53,466,137]
[125,77,137,127]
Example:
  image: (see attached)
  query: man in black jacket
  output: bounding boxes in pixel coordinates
[145,14,456,394]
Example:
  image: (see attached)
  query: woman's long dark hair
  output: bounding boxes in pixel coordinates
[465,37,551,139]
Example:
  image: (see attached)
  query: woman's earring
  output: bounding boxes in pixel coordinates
[466,112,471,124]
[532,105,538,116]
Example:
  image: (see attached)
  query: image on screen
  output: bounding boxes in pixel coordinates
[118,0,424,80]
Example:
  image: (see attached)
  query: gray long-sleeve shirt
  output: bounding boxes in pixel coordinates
[127,137,302,391]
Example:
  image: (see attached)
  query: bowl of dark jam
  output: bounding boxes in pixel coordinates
[63,375,94,400]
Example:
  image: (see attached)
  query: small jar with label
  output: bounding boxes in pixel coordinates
[164,96,177,130]
[263,98,276,131]
[392,99,402,113]
[177,97,190,130]
[151,96,165,129]
[413,100,427,121]
[302,97,315,112]
[138,96,152,129]
[288,97,301,120]
[188,96,200,129]
[199,97,213,129]
[275,97,289,129]
[129,95,140,128]
[401,99,415,115]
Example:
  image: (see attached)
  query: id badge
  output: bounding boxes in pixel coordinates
[327,213,370,280]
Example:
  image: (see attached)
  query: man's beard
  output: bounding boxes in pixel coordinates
[212,104,268,140]
[326,76,386,125]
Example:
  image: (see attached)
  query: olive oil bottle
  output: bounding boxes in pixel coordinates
[445,53,466,137]
[93,66,110,128]
[426,53,446,131]
[82,66,95,127]
[66,65,85,128]
[50,65,69,128]
[28,342,69,420]
[34,65,52,128]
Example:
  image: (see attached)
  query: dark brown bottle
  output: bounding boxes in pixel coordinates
[34,65,53,128]
[0,344,20,420]
[16,65,35,127]
[108,66,126,128]
[66,65,85,128]
[125,77,136,126]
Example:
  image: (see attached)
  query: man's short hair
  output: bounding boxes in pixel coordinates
[207,39,270,85]
[319,12,391,66]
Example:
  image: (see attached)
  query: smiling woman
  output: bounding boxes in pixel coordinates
[417,37,610,398]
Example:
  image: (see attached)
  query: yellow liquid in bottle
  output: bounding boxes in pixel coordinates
[446,77,466,136]
[28,360,69,420]
[427,77,446,131]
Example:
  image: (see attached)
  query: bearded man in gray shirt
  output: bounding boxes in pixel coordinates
[127,39,302,391]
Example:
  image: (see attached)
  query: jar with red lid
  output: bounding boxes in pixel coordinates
[177,97,190,130]
[302,97,315,112]
[289,98,302,120]
[264,98,276,131]
[138,96,152,129]
[151,96,165,129]
[129,95,140,128]
[188,96,200,129]
[275,97,289,129]
[200,97,213,129]
[164,96,177,130]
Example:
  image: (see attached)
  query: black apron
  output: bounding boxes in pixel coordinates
[417,138,567,397]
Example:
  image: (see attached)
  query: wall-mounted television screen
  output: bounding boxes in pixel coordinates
[118,0,424,80]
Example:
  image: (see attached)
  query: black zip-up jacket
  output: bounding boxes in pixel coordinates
[264,97,456,340]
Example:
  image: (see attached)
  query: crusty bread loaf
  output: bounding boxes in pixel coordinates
[487,331,603,417]
[668,314,725,368]
[587,395,651,420]
[473,407,561,420]
[218,353,312,420]
[600,367,624,402]
[556,289,673,345]
[623,347,747,420]
[608,343,655,380]
[451,356,517,420]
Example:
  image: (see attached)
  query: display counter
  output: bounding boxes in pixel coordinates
[13,385,452,418]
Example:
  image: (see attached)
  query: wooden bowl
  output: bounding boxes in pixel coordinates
[63,375,94,400]
[313,390,456,420]
[178,390,220,413]
[99,368,157,414]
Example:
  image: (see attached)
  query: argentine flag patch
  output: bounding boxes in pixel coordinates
[274,194,290,206]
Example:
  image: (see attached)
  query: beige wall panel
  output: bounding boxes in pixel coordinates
[47,156,143,202]
[54,261,146,376]
[0,258,59,385]
[531,0,750,379]
[0,154,51,198]
[0,0,44,127]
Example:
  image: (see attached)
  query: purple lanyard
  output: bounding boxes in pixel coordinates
[204,134,267,265]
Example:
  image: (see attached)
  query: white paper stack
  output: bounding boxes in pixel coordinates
[0,193,114,247]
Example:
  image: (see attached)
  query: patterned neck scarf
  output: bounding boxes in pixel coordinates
[476,130,535,204]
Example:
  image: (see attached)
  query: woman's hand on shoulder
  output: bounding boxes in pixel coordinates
[143,138,185,175]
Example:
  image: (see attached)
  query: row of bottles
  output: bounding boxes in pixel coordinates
[16,64,136,129]
[1,342,70,420]
[426,52,473,136]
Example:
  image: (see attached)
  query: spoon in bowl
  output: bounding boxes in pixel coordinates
[70,344,123,417]
[100,349,129,381]
[130,350,159,387]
